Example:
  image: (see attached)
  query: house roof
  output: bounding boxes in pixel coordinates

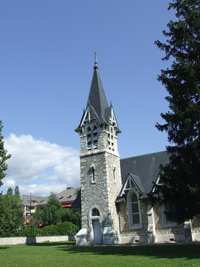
[120,151,169,197]
[20,195,48,206]
[36,187,79,207]
[56,187,78,204]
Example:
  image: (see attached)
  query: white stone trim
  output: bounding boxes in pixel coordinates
[156,233,185,242]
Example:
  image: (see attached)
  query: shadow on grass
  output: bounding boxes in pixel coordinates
[27,241,200,261]
[0,247,9,249]
[27,241,75,247]
[60,244,200,260]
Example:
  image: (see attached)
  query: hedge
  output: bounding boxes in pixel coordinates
[0,221,79,237]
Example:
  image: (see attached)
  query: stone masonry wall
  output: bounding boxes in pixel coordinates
[192,216,200,233]
[119,200,149,238]
[80,123,122,238]
[153,203,185,236]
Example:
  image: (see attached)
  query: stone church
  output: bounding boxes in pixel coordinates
[74,55,200,245]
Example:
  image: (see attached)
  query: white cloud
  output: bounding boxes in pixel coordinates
[3,134,80,196]
[18,183,69,197]
[3,179,16,188]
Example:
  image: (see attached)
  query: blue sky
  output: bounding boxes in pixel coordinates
[1,0,176,196]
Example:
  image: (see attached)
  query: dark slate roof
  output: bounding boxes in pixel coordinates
[87,63,108,125]
[70,189,81,208]
[56,187,78,204]
[129,173,144,194]
[75,57,121,133]
[120,151,169,197]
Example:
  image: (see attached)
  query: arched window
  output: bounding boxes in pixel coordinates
[87,125,98,149]
[113,165,116,180]
[87,127,91,134]
[128,191,141,228]
[92,208,100,217]
[91,167,95,182]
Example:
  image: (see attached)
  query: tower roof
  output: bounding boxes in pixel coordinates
[75,54,121,133]
[87,55,108,124]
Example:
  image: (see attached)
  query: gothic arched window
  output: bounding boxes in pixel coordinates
[128,191,141,229]
[87,127,92,148]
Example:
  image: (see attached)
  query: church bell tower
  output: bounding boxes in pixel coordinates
[75,54,122,245]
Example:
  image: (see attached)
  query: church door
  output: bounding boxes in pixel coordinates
[92,220,101,244]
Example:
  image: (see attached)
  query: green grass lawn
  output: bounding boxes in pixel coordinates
[0,241,200,267]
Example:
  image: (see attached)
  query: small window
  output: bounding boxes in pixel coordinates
[113,166,116,180]
[93,126,97,133]
[87,125,99,149]
[93,133,98,140]
[88,142,92,148]
[87,127,91,134]
[92,208,100,216]
[90,165,96,183]
[87,135,91,142]
[91,167,95,182]
[93,140,98,148]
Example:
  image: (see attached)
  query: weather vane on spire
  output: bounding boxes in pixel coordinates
[94,50,98,68]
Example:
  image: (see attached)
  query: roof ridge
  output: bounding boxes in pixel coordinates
[120,150,167,161]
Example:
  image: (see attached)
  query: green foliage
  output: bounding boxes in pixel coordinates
[155,0,200,223]
[21,227,41,237]
[0,194,14,237]
[41,221,78,236]
[46,192,62,209]
[32,192,81,229]
[61,208,81,228]
[40,192,62,225]
[31,206,43,227]
[18,221,78,237]
[0,120,11,187]
[0,186,24,237]
[41,205,62,225]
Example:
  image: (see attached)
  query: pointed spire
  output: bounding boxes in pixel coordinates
[94,51,98,69]
[75,55,121,133]
[87,53,108,124]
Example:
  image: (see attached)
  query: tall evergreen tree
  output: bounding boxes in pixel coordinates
[155,0,200,224]
[0,186,24,236]
[0,120,11,186]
